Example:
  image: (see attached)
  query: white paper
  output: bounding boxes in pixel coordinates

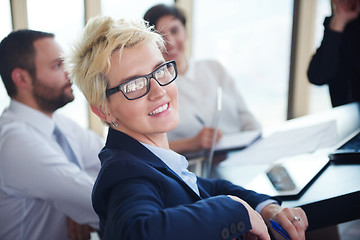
[219,120,338,166]
[215,130,261,152]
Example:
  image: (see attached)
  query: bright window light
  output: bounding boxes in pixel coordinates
[193,0,293,128]
[27,0,88,127]
[0,0,12,115]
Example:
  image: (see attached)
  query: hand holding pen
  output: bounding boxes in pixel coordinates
[193,114,222,150]
[268,214,307,240]
[260,204,308,240]
[270,219,291,240]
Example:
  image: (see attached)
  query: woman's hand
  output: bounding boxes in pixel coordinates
[193,127,222,150]
[67,217,94,240]
[169,127,222,153]
[260,204,308,240]
[228,195,270,240]
[330,0,360,31]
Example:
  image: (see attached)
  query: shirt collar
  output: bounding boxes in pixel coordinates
[141,142,200,195]
[140,142,187,177]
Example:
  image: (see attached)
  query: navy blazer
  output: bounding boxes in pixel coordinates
[92,128,273,240]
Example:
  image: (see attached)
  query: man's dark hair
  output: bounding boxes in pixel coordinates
[0,29,54,97]
[144,4,186,28]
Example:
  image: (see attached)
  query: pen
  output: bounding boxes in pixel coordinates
[270,219,290,240]
[194,114,206,126]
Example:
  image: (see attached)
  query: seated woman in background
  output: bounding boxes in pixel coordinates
[65,15,308,240]
[144,4,261,154]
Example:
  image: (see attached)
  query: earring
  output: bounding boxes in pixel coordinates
[111,120,118,128]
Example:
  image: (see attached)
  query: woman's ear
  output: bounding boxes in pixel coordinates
[11,68,32,90]
[90,105,109,123]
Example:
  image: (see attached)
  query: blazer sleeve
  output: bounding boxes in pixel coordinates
[196,177,276,210]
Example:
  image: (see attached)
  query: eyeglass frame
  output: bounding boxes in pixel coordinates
[105,60,177,100]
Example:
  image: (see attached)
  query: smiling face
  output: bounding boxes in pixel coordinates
[104,42,179,145]
[155,15,187,64]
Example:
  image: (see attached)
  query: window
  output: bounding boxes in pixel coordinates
[0,0,12,115]
[101,0,174,19]
[27,0,88,126]
[193,0,293,128]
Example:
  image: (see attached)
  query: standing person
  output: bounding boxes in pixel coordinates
[307,0,360,107]
[0,29,104,240]
[144,4,261,154]
[66,15,308,240]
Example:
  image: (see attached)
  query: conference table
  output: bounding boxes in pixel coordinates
[206,102,360,231]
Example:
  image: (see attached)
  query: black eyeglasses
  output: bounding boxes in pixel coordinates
[106,60,177,100]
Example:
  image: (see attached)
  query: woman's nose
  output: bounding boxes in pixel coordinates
[165,34,175,46]
[148,78,166,100]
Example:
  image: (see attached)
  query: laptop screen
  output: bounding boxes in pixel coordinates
[202,86,222,178]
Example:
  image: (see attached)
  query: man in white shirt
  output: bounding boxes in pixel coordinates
[0,30,104,240]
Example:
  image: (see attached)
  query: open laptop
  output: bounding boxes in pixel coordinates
[213,102,360,200]
[213,119,337,200]
[328,128,360,164]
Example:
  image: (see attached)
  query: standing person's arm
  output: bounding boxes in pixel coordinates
[330,0,360,32]
[308,0,359,86]
[307,16,343,86]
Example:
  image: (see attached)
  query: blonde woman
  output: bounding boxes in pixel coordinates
[66,16,308,240]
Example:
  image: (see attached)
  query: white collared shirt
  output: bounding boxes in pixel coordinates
[168,58,261,142]
[0,100,104,240]
[141,143,200,195]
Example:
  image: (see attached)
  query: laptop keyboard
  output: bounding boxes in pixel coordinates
[338,132,360,151]
[329,131,360,164]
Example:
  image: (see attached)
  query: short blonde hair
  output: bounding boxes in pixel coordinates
[65,16,165,111]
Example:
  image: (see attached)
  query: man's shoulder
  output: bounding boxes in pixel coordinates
[0,115,45,163]
[0,111,29,135]
[53,112,86,134]
[53,112,78,125]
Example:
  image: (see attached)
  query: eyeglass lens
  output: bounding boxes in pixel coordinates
[121,61,176,100]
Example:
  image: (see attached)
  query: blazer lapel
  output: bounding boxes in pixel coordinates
[105,128,203,201]
[198,185,211,199]
[154,164,202,201]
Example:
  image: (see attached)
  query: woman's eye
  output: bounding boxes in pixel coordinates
[54,60,63,69]
[156,69,166,78]
[170,27,178,35]
[124,79,146,93]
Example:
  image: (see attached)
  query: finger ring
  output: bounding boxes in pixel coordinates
[292,216,301,223]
